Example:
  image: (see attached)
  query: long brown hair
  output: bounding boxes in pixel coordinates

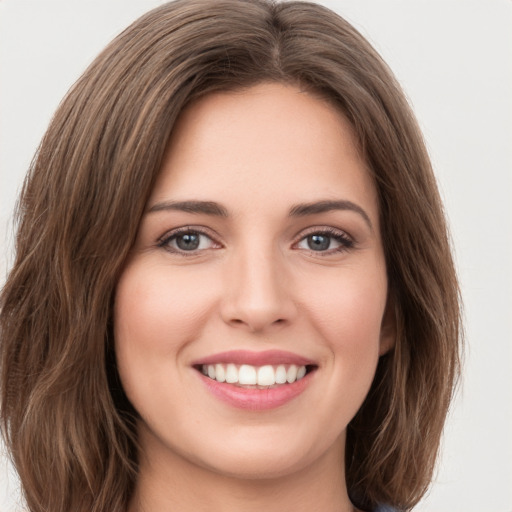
[0,1,462,511]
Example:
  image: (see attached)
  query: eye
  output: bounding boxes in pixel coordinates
[158,228,219,254]
[295,228,354,254]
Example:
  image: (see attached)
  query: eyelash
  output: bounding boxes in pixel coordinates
[157,226,355,256]
[157,226,220,256]
[293,227,354,255]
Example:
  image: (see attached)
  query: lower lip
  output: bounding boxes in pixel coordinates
[197,371,314,410]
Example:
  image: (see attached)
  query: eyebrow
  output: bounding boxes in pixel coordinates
[147,198,372,230]
[288,200,373,230]
[147,200,229,217]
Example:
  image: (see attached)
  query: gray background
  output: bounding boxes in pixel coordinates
[1,1,511,511]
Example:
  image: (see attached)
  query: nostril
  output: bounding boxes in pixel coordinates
[227,316,287,331]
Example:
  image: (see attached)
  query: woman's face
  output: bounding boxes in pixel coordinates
[114,82,394,481]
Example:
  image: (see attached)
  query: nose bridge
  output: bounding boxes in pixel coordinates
[221,236,295,332]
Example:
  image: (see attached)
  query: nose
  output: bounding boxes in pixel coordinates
[220,245,297,333]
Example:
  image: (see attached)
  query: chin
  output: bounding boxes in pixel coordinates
[197,448,317,481]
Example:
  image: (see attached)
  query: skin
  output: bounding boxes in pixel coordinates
[114,82,394,512]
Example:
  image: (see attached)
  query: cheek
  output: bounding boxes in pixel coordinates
[281,261,388,447]
[113,260,222,420]
[114,261,215,358]
[302,262,387,372]
[310,259,386,321]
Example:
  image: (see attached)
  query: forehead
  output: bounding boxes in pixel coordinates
[150,82,378,223]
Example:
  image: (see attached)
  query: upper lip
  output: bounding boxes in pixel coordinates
[191,350,316,367]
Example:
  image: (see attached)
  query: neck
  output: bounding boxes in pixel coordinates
[129,427,358,512]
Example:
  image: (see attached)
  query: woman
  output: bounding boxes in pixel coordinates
[0,1,461,511]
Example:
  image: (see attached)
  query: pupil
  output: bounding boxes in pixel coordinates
[177,233,200,250]
[308,234,330,251]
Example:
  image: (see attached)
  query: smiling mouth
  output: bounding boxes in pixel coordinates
[195,363,317,388]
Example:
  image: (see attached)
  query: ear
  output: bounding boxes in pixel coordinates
[379,293,396,356]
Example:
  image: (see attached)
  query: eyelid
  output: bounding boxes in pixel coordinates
[156,224,355,256]
[157,225,223,254]
[292,226,355,254]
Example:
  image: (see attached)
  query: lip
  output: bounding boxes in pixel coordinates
[191,350,317,411]
[191,349,316,367]
[197,370,315,410]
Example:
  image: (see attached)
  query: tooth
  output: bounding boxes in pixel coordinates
[275,365,287,384]
[215,364,226,382]
[225,363,238,383]
[257,365,276,386]
[206,362,307,386]
[239,364,257,385]
[286,364,298,383]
